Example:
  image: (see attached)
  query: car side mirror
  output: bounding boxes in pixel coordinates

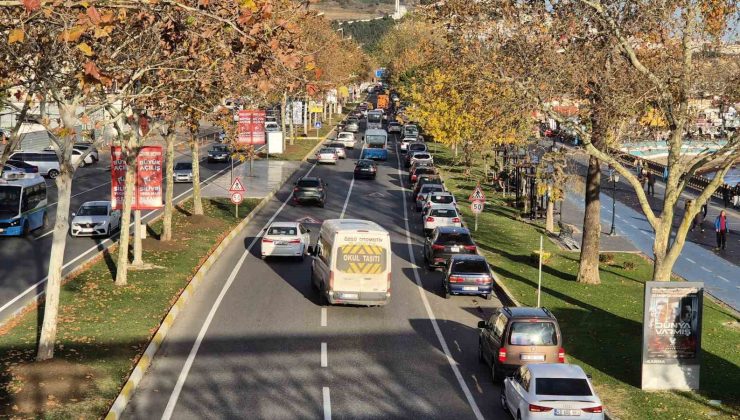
[71,212,76,217]
[477,321,487,329]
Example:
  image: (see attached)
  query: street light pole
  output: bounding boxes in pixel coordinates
[609,171,619,235]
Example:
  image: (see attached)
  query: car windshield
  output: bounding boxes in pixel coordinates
[421,185,444,194]
[339,134,353,139]
[451,259,488,273]
[509,322,558,346]
[78,205,108,216]
[297,179,320,188]
[175,163,192,170]
[430,208,458,218]
[327,143,344,148]
[536,378,592,396]
[319,148,335,154]
[211,146,228,152]
[267,226,297,236]
[356,160,373,167]
[431,195,454,204]
[0,186,21,214]
[409,144,426,151]
[414,154,431,160]
[435,232,474,245]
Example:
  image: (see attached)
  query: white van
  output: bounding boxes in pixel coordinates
[310,219,392,306]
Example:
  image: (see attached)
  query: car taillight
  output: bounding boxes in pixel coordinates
[417,195,423,201]
[288,239,301,244]
[317,188,323,191]
[498,348,507,363]
[426,217,435,222]
[432,244,445,250]
[452,217,461,223]
[294,187,299,192]
[464,245,477,251]
[262,238,273,243]
[411,175,417,182]
[448,276,463,283]
[475,276,492,284]
[582,406,603,413]
[558,347,566,363]
[528,404,553,413]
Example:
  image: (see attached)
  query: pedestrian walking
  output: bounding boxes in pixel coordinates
[714,210,729,251]
[635,158,642,177]
[722,184,730,208]
[733,182,740,208]
[662,167,669,182]
[647,171,656,196]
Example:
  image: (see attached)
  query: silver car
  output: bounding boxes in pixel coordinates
[344,118,359,132]
[409,151,434,167]
[316,147,338,164]
[173,162,194,183]
[415,184,445,211]
[325,142,347,159]
[70,201,121,237]
[9,151,61,178]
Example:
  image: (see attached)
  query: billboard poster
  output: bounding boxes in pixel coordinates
[134,146,163,210]
[237,109,266,145]
[292,101,303,125]
[641,282,703,390]
[111,146,126,210]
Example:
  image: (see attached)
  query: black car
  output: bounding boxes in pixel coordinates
[208,145,231,162]
[424,226,477,269]
[443,255,493,300]
[5,159,39,173]
[293,176,327,207]
[354,159,377,179]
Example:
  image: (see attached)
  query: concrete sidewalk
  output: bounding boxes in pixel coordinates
[201,159,301,199]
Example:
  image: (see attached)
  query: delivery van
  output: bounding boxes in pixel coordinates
[309,219,392,306]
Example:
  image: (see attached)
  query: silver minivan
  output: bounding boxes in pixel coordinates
[9,151,61,178]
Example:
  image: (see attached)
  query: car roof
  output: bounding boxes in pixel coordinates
[430,191,454,197]
[436,226,469,234]
[526,363,587,378]
[429,204,457,211]
[81,200,110,207]
[299,176,320,182]
[268,221,299,228]
[450,254,486,262]
[420,183,444,189]
[504,306,556,319]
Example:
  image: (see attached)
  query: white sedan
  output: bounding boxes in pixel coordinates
[502,364,604,420]
[336,131,357,149]
[261,222,311,260]
[70,201,121,237]
[422,204,462,235]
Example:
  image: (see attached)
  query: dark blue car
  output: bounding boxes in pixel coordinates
[443,254,494,300]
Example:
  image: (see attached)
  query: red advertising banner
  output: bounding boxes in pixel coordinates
[237,109,266,145]
[135,146,163,210]
[110,146,163,210]
[111,146,126,210]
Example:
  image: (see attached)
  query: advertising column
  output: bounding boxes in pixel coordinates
[134,146,163,210]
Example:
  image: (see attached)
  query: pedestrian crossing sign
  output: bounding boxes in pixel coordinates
[469,184,486,202]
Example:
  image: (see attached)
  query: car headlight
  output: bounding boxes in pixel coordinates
[9,218,20,227]
[96,221,108,227]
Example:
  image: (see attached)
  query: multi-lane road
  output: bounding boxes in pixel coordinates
[0,131,228,322]
[122,124,508,419]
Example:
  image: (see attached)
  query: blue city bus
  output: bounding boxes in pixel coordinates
[362,129,389,161]
[0,173,48,236]
[367,110,383,130]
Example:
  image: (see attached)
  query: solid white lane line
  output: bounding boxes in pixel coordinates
[718,276,729,283]
[629,223,637,229]
[339,177,356,219]
[321,307,327,327]
[161,163,317,420]
[686,258,696,264]
[323,387,331,420]
[321,342,328,368]
[394,144,484,420]
[701,266,712,273]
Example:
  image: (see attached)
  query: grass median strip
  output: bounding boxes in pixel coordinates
[428,142,740,419]
[0,197,258,418]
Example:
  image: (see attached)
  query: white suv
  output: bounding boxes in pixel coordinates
[423,204,462,235]
[423,191,457,212]
[336,131,357,149]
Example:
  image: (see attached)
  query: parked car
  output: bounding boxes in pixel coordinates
[261,222,311,260]
[423,204,462,235]
[9,151,61,178]
[443,254,493,300]
[424,226,477,269]
[336,131,357,149]
[265,122,281,132]
[325,142,347,159]
[388,121,402,133]
[353,159,377,179]
[316,147,338,164]
[478,307,565,383]
[208,144,231,162]
[2,163,26,177]
[501,364,603,419]
[70,200,121,237]
[293,176,327,207]
[344,118,359,132]
[415,183,445,211]
[5,159,38,173]
[173,162,193,183]
[70,148,96,167]
[73,143,99,162]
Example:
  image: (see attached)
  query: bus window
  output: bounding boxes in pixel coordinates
[0,186,21,214]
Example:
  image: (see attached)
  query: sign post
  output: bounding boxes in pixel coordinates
[314,120,322,138]
[229,177,246,218]
[469,183,486,232]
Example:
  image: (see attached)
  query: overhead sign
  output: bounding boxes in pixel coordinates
[641,282,704,391]
[229,177,245,192]
[469,184,486,202]
[470,200,484,214]
[230,192,243,205]
[374,68,386,78]
[237,109,266,145]
[111,146,163,210]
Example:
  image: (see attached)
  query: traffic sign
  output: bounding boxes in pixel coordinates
[470,200,484,214]
[469,184,486,202]
[229,177,245,192]
[314,121,322,129]
[230,192,243,205]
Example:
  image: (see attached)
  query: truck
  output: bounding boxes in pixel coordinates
[377,94,390,110]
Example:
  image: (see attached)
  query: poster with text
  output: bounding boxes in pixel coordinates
[237,109,266,145]
[110,146,126,210]
[135,146,163,210]
[643,283,703,364]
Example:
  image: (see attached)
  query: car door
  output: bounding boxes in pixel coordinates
[505,367,525,413]
[299,224,310,250]
[486,313,506,365]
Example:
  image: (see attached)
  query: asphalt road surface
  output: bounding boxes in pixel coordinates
[0,134,229,322]
[122,123,509,419]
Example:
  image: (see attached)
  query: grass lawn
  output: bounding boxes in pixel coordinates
[428,142,740,419]
[0,198,258,418]
[262,112,348,161]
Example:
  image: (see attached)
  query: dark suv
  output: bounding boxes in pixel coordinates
[477,307,565,382]
[423,226,477,269]
[292,177,327,207]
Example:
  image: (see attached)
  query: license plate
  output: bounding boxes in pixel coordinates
[521,354,546,361]
[451,246,461,252]
[462,286,478,291]
[361,168,370,171]
[275,241,287,245]
[555,409,581,416]
[340,293,358,299]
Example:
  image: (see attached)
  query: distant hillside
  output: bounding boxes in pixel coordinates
[312,0,416,21]
[333,17,397,52]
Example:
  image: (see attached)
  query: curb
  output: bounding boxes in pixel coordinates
[105,118,342,420]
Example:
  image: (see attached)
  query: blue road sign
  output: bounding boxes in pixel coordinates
[375,68,386,78]
[314,121,322,129]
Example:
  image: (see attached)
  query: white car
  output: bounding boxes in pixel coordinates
[70,201,121,237]
[336,132,357,149]
[502,364,604,420]
[325,142,347,159]
[388,122,402,134]
[261,222,311,260]
[409,152,434,167]
[399,137,415,153]
[422,204,461,235]
[316,147,338,164]
[423,191,458,212]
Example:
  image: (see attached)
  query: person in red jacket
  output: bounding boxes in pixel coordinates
[714,210,729,251]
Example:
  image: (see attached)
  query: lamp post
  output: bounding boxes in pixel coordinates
[609,169,620,236]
